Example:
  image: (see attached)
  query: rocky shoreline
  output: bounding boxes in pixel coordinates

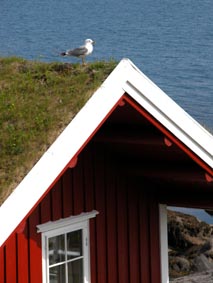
[170,269,213,283]
[168,209,213,282]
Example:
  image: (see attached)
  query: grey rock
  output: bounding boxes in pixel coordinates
[170,269,213,283]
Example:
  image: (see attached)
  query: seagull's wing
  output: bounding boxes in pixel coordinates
[67,46,88,57]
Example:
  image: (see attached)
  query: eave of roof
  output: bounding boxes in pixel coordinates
[0,58,212,247]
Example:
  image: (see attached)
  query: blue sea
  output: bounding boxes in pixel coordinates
[0,0,212,130]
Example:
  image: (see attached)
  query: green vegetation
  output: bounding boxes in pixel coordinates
[0,57,117,204]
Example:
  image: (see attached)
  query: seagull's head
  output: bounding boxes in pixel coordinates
[85,39,95,45]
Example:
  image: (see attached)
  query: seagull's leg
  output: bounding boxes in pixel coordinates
[82,57,86,65]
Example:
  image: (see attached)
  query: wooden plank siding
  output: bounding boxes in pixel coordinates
[0,142,162,283]
[0,245,5,282]
[17,222,29,283]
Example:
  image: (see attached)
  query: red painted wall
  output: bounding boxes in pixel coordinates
[0,143,161,283]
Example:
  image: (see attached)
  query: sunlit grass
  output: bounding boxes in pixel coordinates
[0,57,117,204]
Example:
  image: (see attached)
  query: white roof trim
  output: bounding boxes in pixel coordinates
[0,58,212,247]
[123,67,213,166]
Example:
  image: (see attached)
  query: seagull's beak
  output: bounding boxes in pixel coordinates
[92,40,96,45]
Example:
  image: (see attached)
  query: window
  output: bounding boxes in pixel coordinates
[37,211,98,283]
[48,228,84,283]
[160,204,213,283]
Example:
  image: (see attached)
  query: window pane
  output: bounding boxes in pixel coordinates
[68,259,83,283]
[49,235,65,265]
[49,264,65,283]
[67,230,82,260]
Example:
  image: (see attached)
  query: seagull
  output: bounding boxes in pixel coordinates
[60,39,95,65]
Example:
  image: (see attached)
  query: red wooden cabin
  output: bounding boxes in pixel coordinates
[0,59,212,283]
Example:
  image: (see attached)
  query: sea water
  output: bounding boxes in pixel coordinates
[0,0,212,129]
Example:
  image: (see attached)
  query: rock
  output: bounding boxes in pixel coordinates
[194,254,213,272]
[169,256,190,274]
[170,269,213,283]
[168,210,213,279]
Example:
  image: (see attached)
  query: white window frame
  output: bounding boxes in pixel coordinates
[159,204,169,283]
[37,211,98,283]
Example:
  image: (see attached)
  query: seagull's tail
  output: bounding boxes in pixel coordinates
[60,52,67,56]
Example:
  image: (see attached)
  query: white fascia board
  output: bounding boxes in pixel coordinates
[0,59,132,247]
[122,63,213,168]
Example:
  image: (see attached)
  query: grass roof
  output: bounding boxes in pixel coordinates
[0,57,117,204]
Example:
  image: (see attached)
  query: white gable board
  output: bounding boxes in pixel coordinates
[124,66,213,165]
[0,58,212,247]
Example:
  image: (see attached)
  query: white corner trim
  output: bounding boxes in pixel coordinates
[37,210,99,233]
[159,204,169,283]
